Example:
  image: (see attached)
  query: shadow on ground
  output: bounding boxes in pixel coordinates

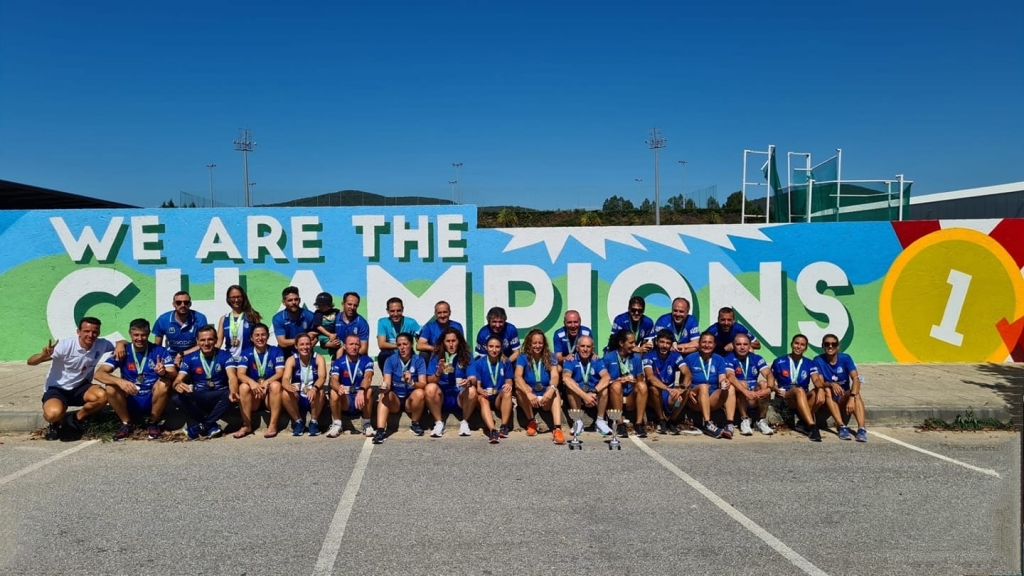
[968,363,1024,427]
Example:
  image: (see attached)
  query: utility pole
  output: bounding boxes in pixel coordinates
[448,180,458,204]
[206,164,216,206]
[634,178,643,198]
[647,128,667,225]
[452,162,463,204]
[233,128,256,207]
[677,160,687,208]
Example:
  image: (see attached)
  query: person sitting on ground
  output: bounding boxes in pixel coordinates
[553,310,593,365]
[642,329,687,435]
[327,334,376,438]
[95,318,176,441]
[172,325,237,440]
[233,323,285,438]
[375,297,421,370]
[375,332,429,444]
[682,332,734,439]
[813,334,868,442]
[704,307,760,357]
[654,297,701,356]
[417,300,465,360]
[279,333,327,437]
[427,327,476,438]
[474,306,520,362]
[467,335,514,441]
[29,317,125,441]
[724,333,775,436]
[513,329,565,444]
[769,334,824,442]
[561,335,612,436]
[602,329,649,438]
[215,284,261,365]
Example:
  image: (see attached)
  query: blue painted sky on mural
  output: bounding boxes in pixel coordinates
[1,0,1021,209]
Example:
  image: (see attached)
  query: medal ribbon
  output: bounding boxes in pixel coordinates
[131,345,148,380]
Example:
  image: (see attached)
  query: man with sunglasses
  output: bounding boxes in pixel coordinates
[813,334,867,442]
[153,291,209,362]
[609,296,655,355]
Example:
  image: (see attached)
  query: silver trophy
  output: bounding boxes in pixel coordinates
[606,409,623,450]
[567,408,585,450]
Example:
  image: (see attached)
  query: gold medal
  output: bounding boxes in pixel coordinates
[231,338,240,347]
[444,365,454,374]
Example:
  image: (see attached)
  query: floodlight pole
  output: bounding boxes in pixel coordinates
[647,128,666,225]
[206,164,216,206]
[233,129,256,207]
[452,163,463,204]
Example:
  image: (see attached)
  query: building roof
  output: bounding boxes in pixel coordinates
[0,179,135,210]
[911,181,1024,205]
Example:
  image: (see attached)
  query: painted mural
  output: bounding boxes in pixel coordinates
[0,208,1020,363]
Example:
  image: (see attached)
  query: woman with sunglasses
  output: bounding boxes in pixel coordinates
[814,334,867,442]
[216,285,262,363]
[769,334,824,442]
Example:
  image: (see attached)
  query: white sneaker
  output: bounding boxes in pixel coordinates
[326,423,343,438]
[458,420,471,436]
[756,419,774,435]
[739,418,753,436]
[431,420,445,438]
[363,422,375,437]
[571,419,585,437]
[595,418,612,436]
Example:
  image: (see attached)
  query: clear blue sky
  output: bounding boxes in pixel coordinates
[1,0,1021,209]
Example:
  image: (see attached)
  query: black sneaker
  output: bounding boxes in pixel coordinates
[113,422,133,442]
[634,423,648,438]
[667,421,681,436]
[616,423,629,438]
[809,427,822,442]
[147,422,163,440]
[61,413,83,441]
[656,420,668,435]
[45,423,61,441]
[498,425,510,438]
[410,422,425,436]
[794,421,810,436]
[489,429,500,444]
[372,428,386,444]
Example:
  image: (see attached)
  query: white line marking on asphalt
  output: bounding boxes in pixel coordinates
[872,431,1001,478]
[630,437,829,576]
[0,440,99,488]
[312,438,375,576]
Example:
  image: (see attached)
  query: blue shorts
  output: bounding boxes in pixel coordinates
[442,390,462,417]
[127,393,154,416]
[661,389,685,412]
[622,383,635,397]
[41,383,91,407]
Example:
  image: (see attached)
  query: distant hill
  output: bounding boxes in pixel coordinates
[260,190,455,208]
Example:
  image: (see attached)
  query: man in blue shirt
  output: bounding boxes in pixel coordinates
[375,297,421,370]
[704,307,760,357]
[334,292,370,356]
[553,310,592,365]
[417,300,465,359]
[654,297,700,356]
[609,296,655,355]
[723,333,774,436]
[152,291,208,360]
[474,306,520,362]
[272,286,316,357]
[172,325,237,439]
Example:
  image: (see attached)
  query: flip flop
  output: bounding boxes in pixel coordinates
[232,426,252,439]
[264,429,278,439]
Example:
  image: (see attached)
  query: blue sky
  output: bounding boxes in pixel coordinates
[1,0,1021,210]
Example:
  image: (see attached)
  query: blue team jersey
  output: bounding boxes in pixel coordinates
[419,320,465,349]
[653,314,701,344]
[383,353,427,397]
[724,352,769,391]
[103,343,175,393]
[704,322,757,356]
[272,309,316,352]
[288,355,323,390]
[563,357,606,393]
[475,324,521,357]
[552,325,593,358]
[469,356,512,391]
[180,350,233,390]
[770,355,819,391]
[683,352,727,391]
[814,353,858,390]
[237,346,286,380]
[334,314,371,343]
[642,350,686,387]
[610,312,656,344]
[376,316,421,344]
[427,355,470,392]
[602,350,643,384]
[220,313,254,359]
[330,355,375,388]
[516,354,555,392]
[153,310,209,354]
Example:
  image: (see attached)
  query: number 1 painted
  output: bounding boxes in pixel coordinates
[929,269,971,347]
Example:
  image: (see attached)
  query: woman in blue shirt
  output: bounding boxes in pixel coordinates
[514,329,564,444]
[467,335,514,442]
[427,327,475,439]
[234,323,284,438]
[280,333,327,437]
[215,285,261,364]
[376,332,428,443]
[682,332,732,439]
[769,333,823,442]
[813,333,867,442]
[602,329,649,438]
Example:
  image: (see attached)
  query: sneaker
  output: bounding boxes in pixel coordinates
[62,413,84,440]
[526,419,538,437]
[756,419,774,435]
[113,422,133,442]
[667,421,681,436]
[595,418,612,436]
[570,419,584,437]
[185,424,203,441]
[856,428,868,443]
[308,421,320,437]
[739,418,753,436]
[431,421,445,438]
[552,428,565,444]
[809,427,822,442]
[410,422,425,436]
[372,428,386,444]
[45,423,61,441]
[363,422,376,437]
[291,419,305,436]
[656,420,668,435]
[206,425,223,439]
[326,423,343,438]
[616,423,629,438]
[721,423,735,440]
[794,421,810,436]
[489,429,500,444]
[459,420,471,437]
[681,423,703,436]
[498,425,510,439]
[838,425,852,441]
[704,421,723,439]
[633,423,647,438]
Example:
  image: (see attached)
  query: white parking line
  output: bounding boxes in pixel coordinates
[631,437,829,576]
[871,431,1001,478]
[311,438,375,576]
[0,440,99,487]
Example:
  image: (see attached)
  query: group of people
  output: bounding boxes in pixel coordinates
[30,286,869,445]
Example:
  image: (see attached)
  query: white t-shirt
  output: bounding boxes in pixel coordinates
[43,338,116,391]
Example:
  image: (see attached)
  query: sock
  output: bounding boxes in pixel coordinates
[362,418,371,427]
[333,419,342,427]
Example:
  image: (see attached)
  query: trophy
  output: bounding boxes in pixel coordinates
[567,408,585,450]
[606,409,623,450]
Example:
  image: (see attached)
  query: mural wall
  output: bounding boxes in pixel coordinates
[0,208,1021,363]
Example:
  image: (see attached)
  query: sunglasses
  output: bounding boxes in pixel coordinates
[175,300,192,305]
[823,341,839,348]
[629,308,644,314]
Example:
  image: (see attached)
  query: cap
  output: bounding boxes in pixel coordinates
[314,292,334,306]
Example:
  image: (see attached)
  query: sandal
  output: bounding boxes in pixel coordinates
[232,426,252,439]
[264,428,278,439]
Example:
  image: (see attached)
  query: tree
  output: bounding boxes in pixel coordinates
[724,191,743,211]
[684,198,697,210]
[639,198,654,212]
[602,195,635,212]
[160,199,176,208]
[665,194,686,212]
[580,212,603,227]
[496,208,519,227]
[706,196,720,210]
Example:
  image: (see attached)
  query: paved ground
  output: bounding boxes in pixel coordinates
[0,426,1019,575]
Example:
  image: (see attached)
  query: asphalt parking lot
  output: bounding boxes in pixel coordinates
[0,427,1019,576]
